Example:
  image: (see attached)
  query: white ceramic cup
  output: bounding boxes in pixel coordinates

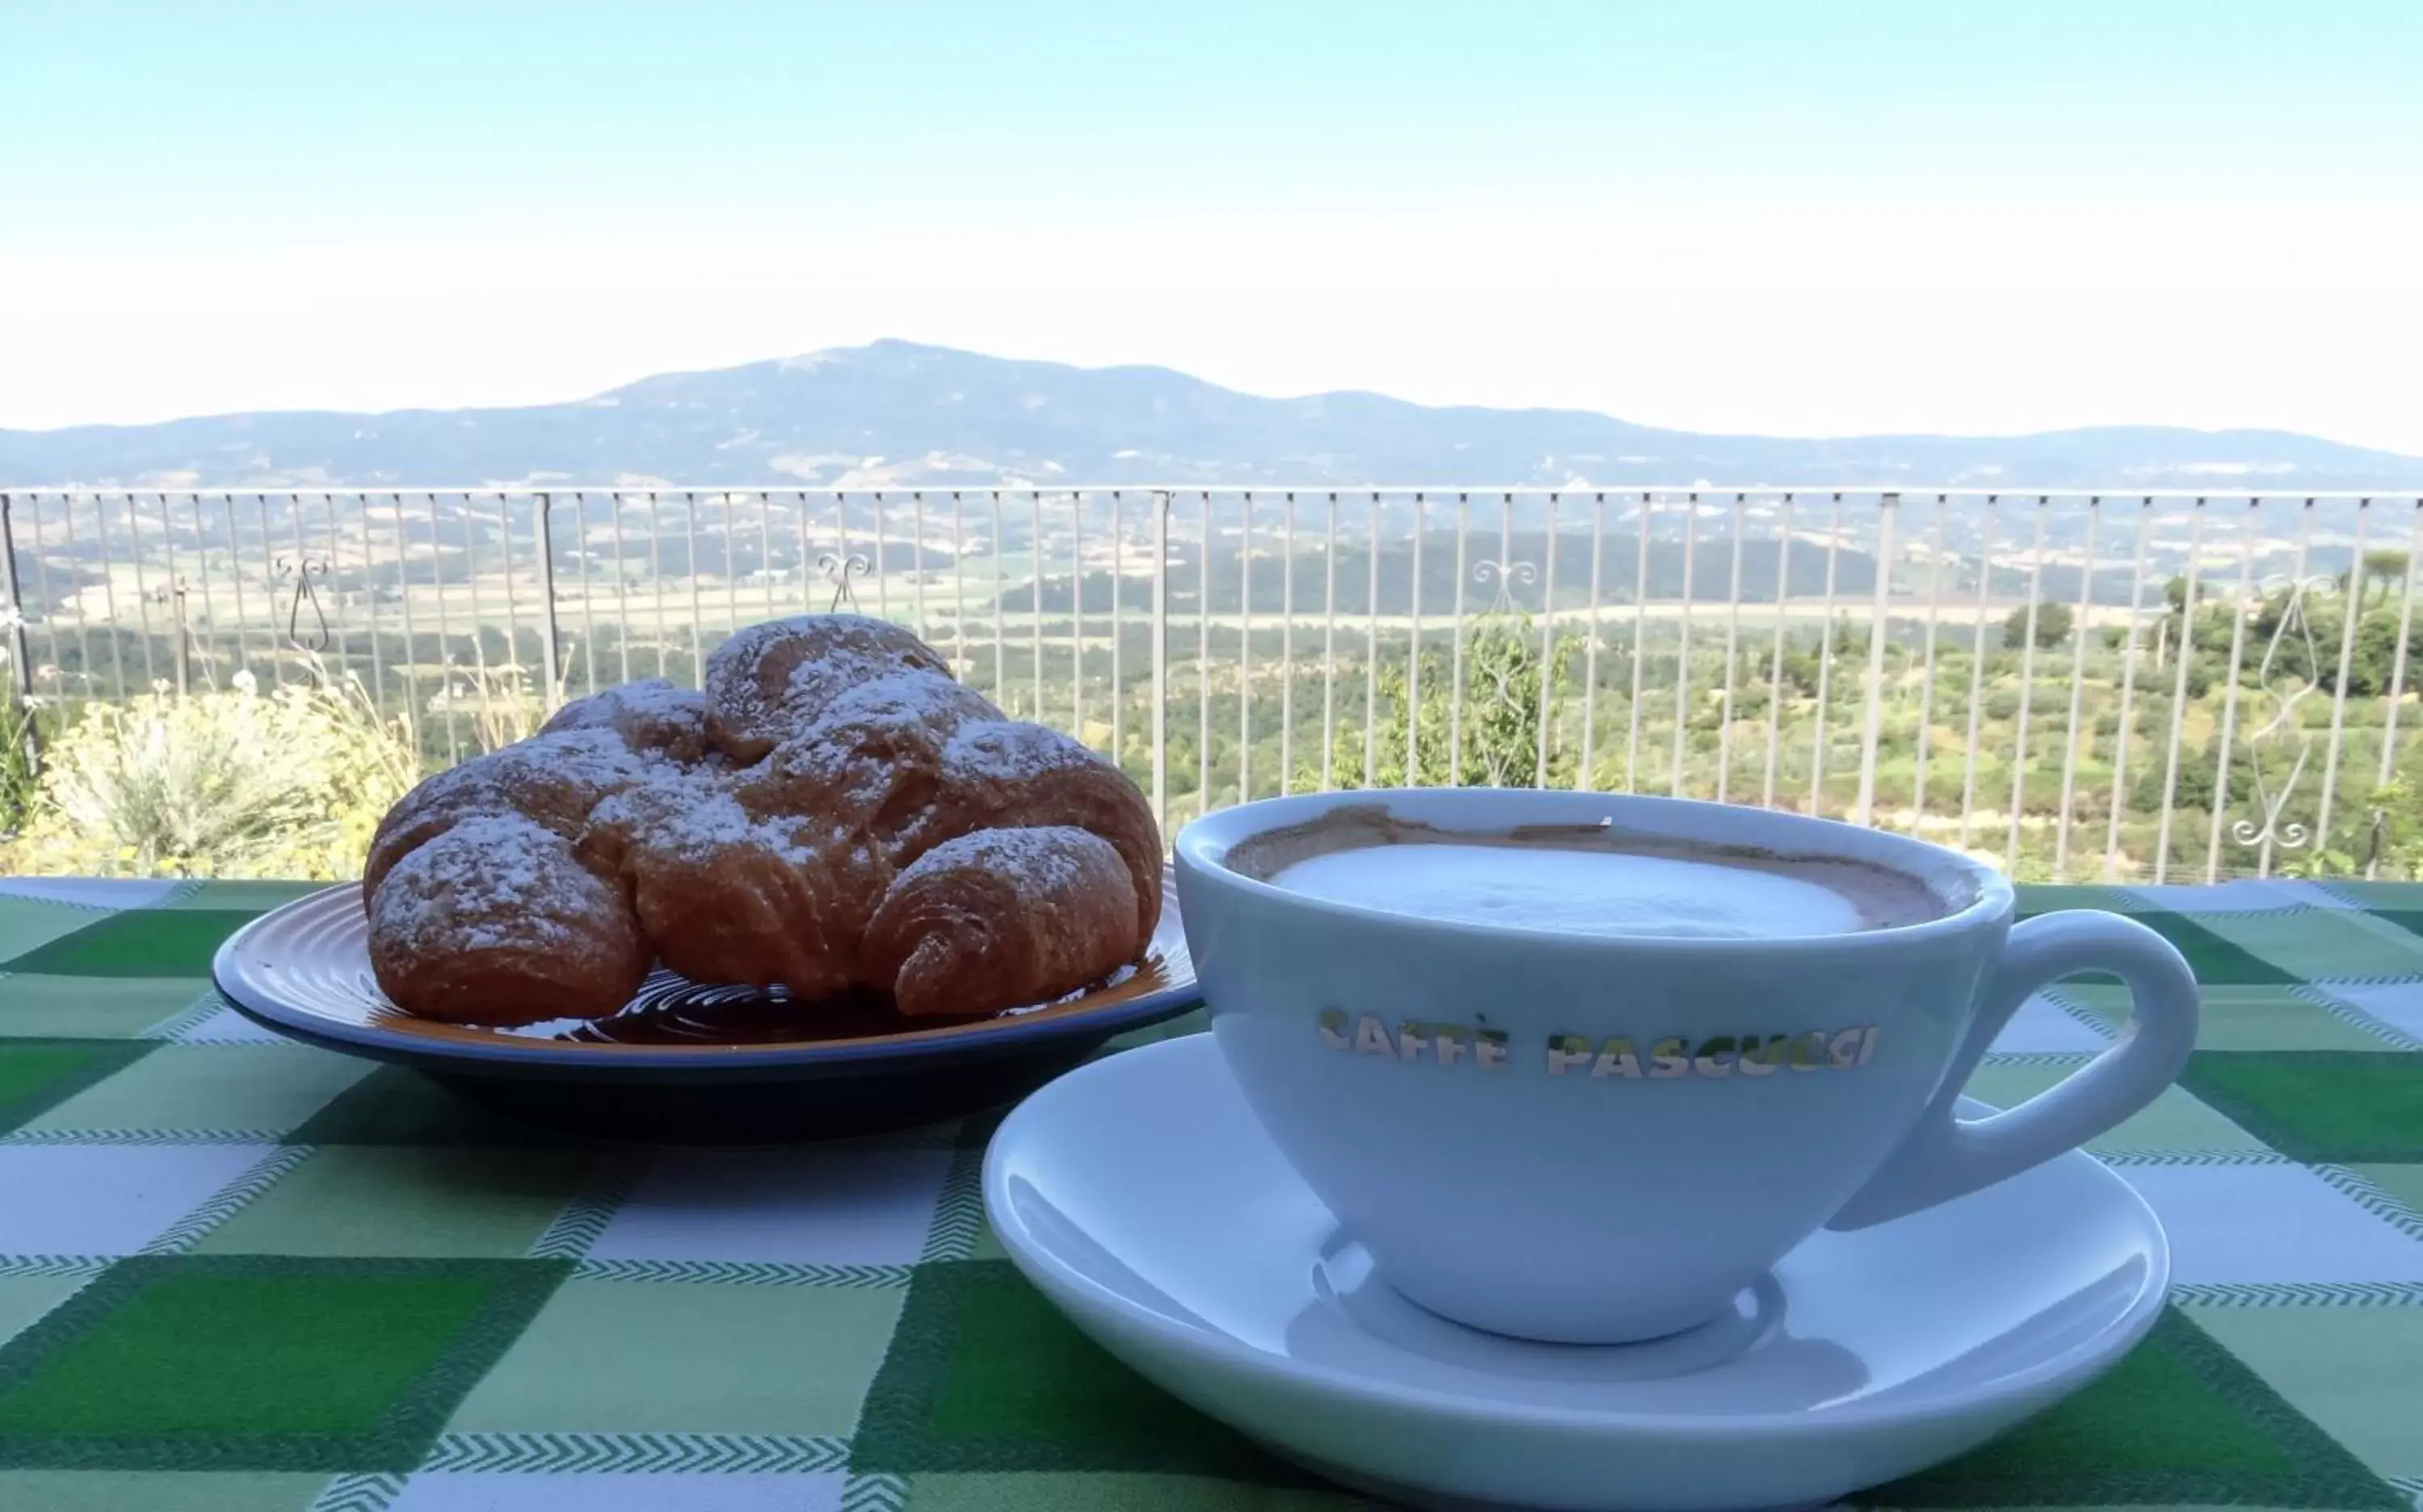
[1173,788,2198,1345]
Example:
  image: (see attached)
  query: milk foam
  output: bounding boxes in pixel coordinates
[1225,803,1956,937]
[1270,842,1889,939]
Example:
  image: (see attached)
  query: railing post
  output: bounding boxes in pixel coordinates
[534,492,563,709]
[1151,489,1170,841]
[0,493,40,772]
[1853,491,1898,826]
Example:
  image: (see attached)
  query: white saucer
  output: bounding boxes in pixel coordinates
[984,1033,2170,1512]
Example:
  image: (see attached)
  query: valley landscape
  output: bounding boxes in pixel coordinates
[4,345,2422,885]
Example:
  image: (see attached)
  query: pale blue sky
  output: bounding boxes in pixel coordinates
[5,2,2420,448]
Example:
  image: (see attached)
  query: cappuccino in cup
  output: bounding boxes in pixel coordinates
[1174,789,2198,1344]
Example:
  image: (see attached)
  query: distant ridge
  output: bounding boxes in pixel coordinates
[5,339,2418,490]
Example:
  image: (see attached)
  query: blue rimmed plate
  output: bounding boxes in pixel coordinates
[213,871,1198,1141]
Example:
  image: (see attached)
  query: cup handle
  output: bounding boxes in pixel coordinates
[1827,909,2200,1232]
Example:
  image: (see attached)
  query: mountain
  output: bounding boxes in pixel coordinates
[4,339,2418,490]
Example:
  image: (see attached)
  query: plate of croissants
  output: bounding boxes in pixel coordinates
[212,614,1199,1140]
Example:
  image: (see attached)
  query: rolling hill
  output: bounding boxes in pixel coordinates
[6,340,2418,491]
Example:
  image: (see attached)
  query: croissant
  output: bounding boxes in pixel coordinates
[703,614,953,762]
[363,726,656,898]
[911,720,1165,944]
[363,614,1163,1026]
[538,678,716,765]
[861,826,1141,1017]
[367,814,651,1026]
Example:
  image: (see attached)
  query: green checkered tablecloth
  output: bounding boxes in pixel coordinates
[2,876,2422,1511]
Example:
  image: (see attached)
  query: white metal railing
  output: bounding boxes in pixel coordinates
[5,485,2422,884]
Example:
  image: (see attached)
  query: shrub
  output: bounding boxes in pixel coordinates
[2364,775,2423,878]
[1294,611,1577,791]
[0,669,420,880]
[2002,601,2074,650]
[1,608,37,834]
[0,703,36,837]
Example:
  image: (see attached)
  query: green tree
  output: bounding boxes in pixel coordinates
[2351,550,2412,613]
[2244,587,2423,698]
[2132,733,2223,815]
[2002,600,2075,650]
[1304,610,1577,791]
[2342,610,2423,697]
[1778,648,1824,699]
[2161,574,2190,626]
[1451,613,1573,786]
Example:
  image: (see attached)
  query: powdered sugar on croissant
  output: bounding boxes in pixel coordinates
[862,826,1140,1017]
[703,614,953,762]
[368,813,651,1026]
[363,614,1163,1024]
